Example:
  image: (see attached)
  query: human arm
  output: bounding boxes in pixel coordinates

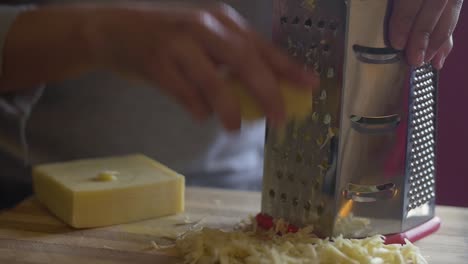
[0,2,319,131]
[0,4,97,92]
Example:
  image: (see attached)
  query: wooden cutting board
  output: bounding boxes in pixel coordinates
[0,187,467,264]
[0,187,260,264]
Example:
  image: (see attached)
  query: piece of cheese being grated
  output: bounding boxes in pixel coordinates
[229,78,313,123]
[175,217,428,264]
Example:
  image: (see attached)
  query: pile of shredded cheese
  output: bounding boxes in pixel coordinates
[175,217,428,264]
[334,214,372,238]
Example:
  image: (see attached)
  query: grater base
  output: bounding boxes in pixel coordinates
[256,212,441,245]
[384,216,441,245]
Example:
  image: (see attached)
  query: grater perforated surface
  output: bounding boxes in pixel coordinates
[407,64,437,211]
[261,0,345,231]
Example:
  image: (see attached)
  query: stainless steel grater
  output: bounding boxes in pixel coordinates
[260,0,440,241]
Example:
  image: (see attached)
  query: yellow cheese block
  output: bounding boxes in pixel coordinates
[32,154,185,228]
[229,79,314,122]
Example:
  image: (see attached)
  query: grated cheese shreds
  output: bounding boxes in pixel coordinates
[175,217,428,264]
[334,214,372,238]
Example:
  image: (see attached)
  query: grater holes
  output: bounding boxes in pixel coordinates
[313,61,322,74]
[280,16,288,25]
[414,85,434,95]
[407,64,437,211]
[321,41,331,53]
[276,170,284,180]
[317,19,326,29]
[414,101,435,112]
[288,173,295,182]
[327,67,335,78]
[323,113,332,124]
[329,20,338,31]
[269,189,275,198]
[313,180,320,190]
[317,204,325,215]
[413,126,434,138]
[280,193,287,202]
[415,70,434,79]
[292,16,300,25]
[296,152,304,163]
[304,18,313,29]
[269,10,341,222]
[292,197,299,206]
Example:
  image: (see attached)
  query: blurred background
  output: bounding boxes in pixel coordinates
[434,3,468,207]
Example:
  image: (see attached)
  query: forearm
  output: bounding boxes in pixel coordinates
[0,4,99,92]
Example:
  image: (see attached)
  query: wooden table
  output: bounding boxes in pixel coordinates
[0,187,466,263]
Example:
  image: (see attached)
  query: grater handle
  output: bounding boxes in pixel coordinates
[352,45,401,64]
[350,114,401,134]
[343,183,396,202]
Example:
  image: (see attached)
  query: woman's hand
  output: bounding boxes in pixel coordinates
[91,3,319,131]
[389,0,464,69]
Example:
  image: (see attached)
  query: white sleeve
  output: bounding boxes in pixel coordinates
[0,4,44,165]
[0,4,44,120]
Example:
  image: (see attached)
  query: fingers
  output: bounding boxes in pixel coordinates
[389,0,463,68]
[389,0,425,50]
[426,0,463,61]
[211,5,319,90]
[175,41,242,131]
[150,59,211,122]
[255,35,320,90]
[192,11,286,123]
[432,36,453,69]
[226,42,286,124]
[405,0,448,66]
[144,5,320,130]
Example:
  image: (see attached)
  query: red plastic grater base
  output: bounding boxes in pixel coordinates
[384,216,441,245]
[255,213,441,245]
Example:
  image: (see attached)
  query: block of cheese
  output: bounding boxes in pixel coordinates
[32,154,185,228]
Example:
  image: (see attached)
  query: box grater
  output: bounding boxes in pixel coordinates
[260,0,441,242]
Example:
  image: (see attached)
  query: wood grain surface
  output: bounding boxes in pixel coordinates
[0,187,466,264]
